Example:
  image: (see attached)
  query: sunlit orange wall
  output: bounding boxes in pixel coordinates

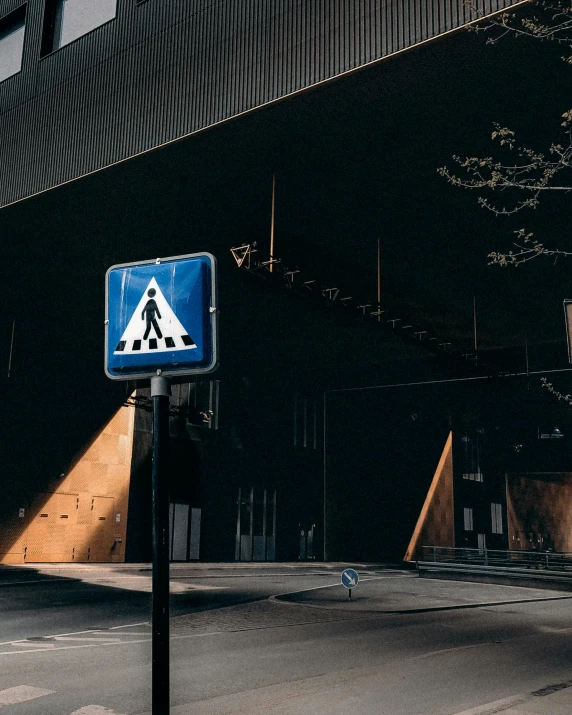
[506,472,572,553]
[0,402,135,564]
[404,432,455,561]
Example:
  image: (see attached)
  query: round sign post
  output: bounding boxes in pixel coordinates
[341,568,359,601]
[106,252,218,715]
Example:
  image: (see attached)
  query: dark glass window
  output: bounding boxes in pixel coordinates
[0,5,26,83]
[42,0,116,56]
[461,432,483,482]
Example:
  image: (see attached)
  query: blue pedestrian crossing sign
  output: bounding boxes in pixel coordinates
[105,252,218,380]
[341,568,359,589]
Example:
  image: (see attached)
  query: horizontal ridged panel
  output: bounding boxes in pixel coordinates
[0,0,525,207]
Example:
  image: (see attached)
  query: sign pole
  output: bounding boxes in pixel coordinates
[106,253,218,715]
[151,375,171,715]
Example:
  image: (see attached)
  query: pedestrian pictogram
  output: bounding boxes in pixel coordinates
[105,252,218,380]
[113,278,197,355]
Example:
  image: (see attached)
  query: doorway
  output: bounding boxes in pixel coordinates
[234,487,276,561]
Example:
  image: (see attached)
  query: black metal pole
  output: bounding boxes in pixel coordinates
[151,375,171,715]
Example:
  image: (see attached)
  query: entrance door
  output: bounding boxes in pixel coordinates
[87,496,115,562]
[169,503,201,561]
[235,488,276,561]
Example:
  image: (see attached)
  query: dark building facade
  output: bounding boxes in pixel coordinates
[2,0,570,565]
[1,0,523,207]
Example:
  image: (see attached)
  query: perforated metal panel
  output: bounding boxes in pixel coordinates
[25,492,78,562]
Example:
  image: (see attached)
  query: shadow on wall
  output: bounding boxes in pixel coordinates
[0,400,135,564]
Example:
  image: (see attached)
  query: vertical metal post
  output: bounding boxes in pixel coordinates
[377,238,381,322]
[272,489,277,544]
[249,486,254,561]
[151,375,171,715]
[7,319,15,378]
[323,391,327,561]
[235,487,241,561]
[262,488,267,561]
[270,174,276,271]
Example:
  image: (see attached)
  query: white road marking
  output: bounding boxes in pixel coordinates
[538,625,572,633]
[0,685,55,706]
[71,706,126,715]
[0,629,102,648]
[95,632,150,636]
[10,642,55,649]
[451,694,527,714]
[54,637,122,643]
[0,638,151,657]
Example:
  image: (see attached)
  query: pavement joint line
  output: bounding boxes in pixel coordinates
[382,594,572,614]
[0,578,68,587]
[168,616,369,637]
[411,641,498,660]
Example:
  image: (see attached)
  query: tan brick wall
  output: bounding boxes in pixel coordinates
[0,402,135,564]
[506,472,572,553]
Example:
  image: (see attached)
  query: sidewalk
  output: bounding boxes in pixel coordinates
[3,561,572,613]
[275,569,572,613]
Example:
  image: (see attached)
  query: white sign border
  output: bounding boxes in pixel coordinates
[105,251,218,381]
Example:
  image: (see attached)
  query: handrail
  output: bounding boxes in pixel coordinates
[420,545,572,572]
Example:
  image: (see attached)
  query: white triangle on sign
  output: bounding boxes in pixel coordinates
[113,277,197,355]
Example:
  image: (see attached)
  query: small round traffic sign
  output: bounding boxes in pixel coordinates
[341,568,359,589]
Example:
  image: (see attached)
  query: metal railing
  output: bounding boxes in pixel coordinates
[420,546,572,572]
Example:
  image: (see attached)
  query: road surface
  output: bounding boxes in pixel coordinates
[1,563,572,714]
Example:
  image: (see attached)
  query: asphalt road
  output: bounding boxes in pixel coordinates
[2,565,572,714]
[0,563,376,641]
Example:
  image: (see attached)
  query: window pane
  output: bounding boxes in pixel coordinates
[463,507,473,532]
[0,10,25,83]
[54,0,116,50]
[491,503,503,535]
